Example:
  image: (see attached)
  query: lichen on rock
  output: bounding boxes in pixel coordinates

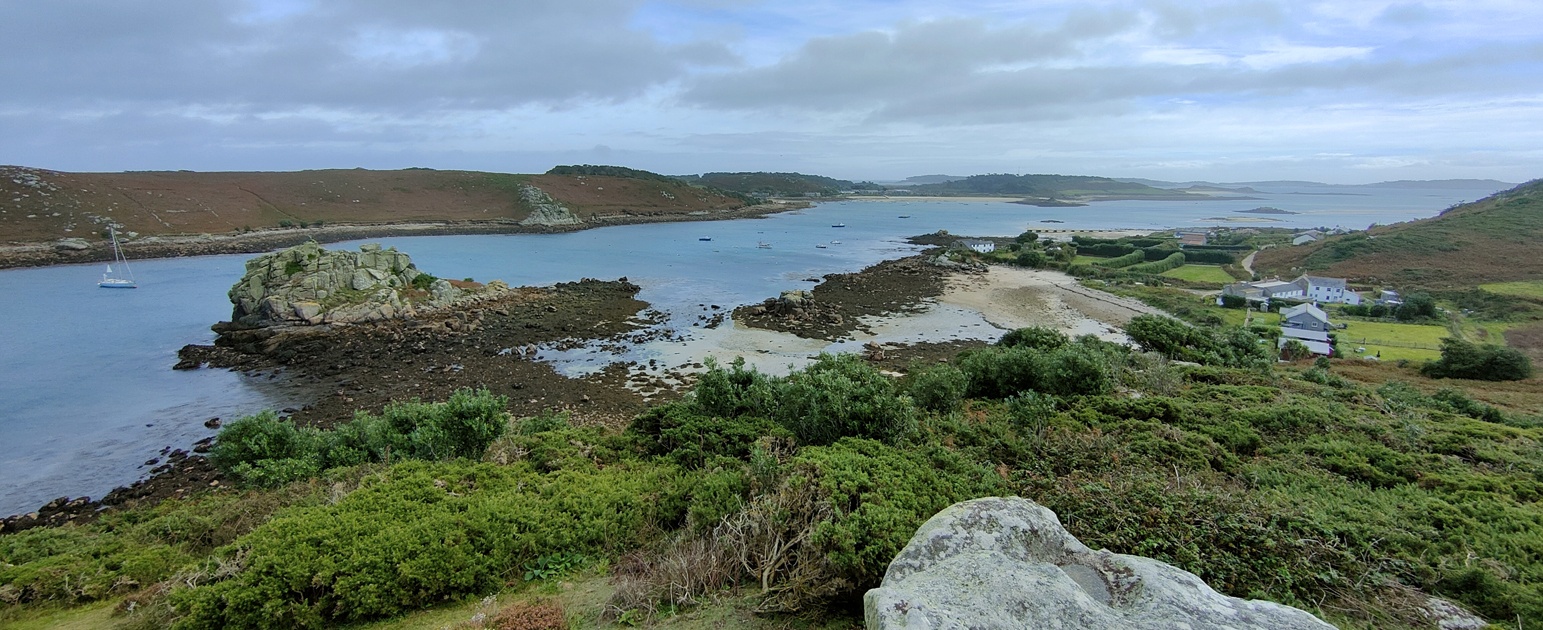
[865,497,1337,630]
[518,184,583,226]
[225,241,486,327]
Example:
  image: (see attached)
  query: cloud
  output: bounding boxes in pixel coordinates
[0,0,733,112]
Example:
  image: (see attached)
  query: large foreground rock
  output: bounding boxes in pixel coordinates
[865,497,1336,630]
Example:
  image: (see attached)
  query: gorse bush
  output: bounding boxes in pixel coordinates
[211,388,509,487]
[904,363,969,412]
[775,354,918,446]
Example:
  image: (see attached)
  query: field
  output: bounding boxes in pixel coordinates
[1160,264,1235,284]
[1336,319,1449,362]
[1481,281,1543,299]
[1072,255,1108,265]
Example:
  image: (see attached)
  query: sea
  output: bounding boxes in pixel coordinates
[0,182,1506,515]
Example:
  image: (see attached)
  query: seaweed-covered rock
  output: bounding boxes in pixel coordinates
[865,497,1335,630]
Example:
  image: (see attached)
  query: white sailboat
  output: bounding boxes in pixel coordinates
[98,227,137,289]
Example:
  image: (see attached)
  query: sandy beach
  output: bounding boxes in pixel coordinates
[938,266,1168,340]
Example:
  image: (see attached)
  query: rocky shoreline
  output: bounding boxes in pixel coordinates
[732,251,980,340]
[2,246,1014,529]
[0,202,799,270]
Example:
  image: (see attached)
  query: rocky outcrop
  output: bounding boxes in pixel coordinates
[227,241,432,326]
[519,184,583,226]
[865,497,1336,630]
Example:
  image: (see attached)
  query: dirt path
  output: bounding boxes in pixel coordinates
[1241,250,1257,276]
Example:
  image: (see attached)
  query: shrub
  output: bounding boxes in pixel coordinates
[904,363,969,412]
[211,389,509,487]
[691,357,776,418]
[1125,252,1186,275]
[630,402,783,469]
[172,460,690,628]
[1092,250,1146,268]
[1395,292,1438,321]
[774,354,917,446]
[1015,250,1047,268]
[957,340,1117,399]
[997,326,1068,350]
[1219,294,1247,309]
[1421,338,1534,381]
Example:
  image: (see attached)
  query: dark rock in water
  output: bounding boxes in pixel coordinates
[204,417,222,429]
[144,458,159,466]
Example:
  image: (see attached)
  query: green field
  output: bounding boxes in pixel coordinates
[1072,255,1108,265]
[1337,320,1449,362]
[1480,281,1543,299]
[1160,264,1236,284]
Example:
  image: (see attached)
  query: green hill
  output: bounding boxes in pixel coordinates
[677,171,857,196]
[1255,179,1543,289]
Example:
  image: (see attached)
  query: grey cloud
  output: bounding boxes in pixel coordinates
[681,12,1135,111]
[0,1,733,112]
[682,11,1543,126]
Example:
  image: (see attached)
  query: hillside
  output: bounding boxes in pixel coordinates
[909,173,1210,200]
[676,171,858,196]
[1254,179,1543,288]
[0,166,750,247]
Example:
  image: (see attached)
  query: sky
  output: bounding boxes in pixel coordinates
[2,0,1540,184]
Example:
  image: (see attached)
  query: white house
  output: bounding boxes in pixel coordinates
[1294,275,1362,305]
[960,239,996,254]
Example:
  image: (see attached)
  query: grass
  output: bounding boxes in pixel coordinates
[1072,255,1108,265]
[1336,319,1449,362]
[1481,281,1543,300]
[0,600,118,630]
[1161,264,1236,284]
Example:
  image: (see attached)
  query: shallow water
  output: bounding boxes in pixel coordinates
[0,183,1502,515]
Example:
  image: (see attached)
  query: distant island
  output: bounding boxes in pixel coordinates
[1236,206,1299,215]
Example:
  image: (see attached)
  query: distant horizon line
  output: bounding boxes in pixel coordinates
[0,163,1523,190]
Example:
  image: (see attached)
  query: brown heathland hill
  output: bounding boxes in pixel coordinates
[1254,179,1543,289]
[0,166,748,244]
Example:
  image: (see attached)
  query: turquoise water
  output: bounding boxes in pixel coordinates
[0,183,1503,515]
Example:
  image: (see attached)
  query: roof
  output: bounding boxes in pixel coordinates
[1253,280,1298,290]
[960,239,994,247]
[1298,275,1347,289]
[1280,303,1329,322]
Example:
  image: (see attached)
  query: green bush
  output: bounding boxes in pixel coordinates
[172,460,690,629]
[775,354,918,446]
[1125,252,1186,275]
[690,357,776,418]
[1421,338,1533,381]
[630,402,783,469]
[957,340,1117,399]
[904,363,969,412]
[790,439,1005,599]
[997,326,1068,350]
[211,389,509,487]
[1092,250,1146,268]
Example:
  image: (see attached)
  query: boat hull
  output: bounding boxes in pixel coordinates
[98,280,137,289]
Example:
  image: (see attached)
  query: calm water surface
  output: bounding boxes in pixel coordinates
[0,183,1503,514]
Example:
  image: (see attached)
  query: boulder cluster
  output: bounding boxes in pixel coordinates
[227,241,494,327]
